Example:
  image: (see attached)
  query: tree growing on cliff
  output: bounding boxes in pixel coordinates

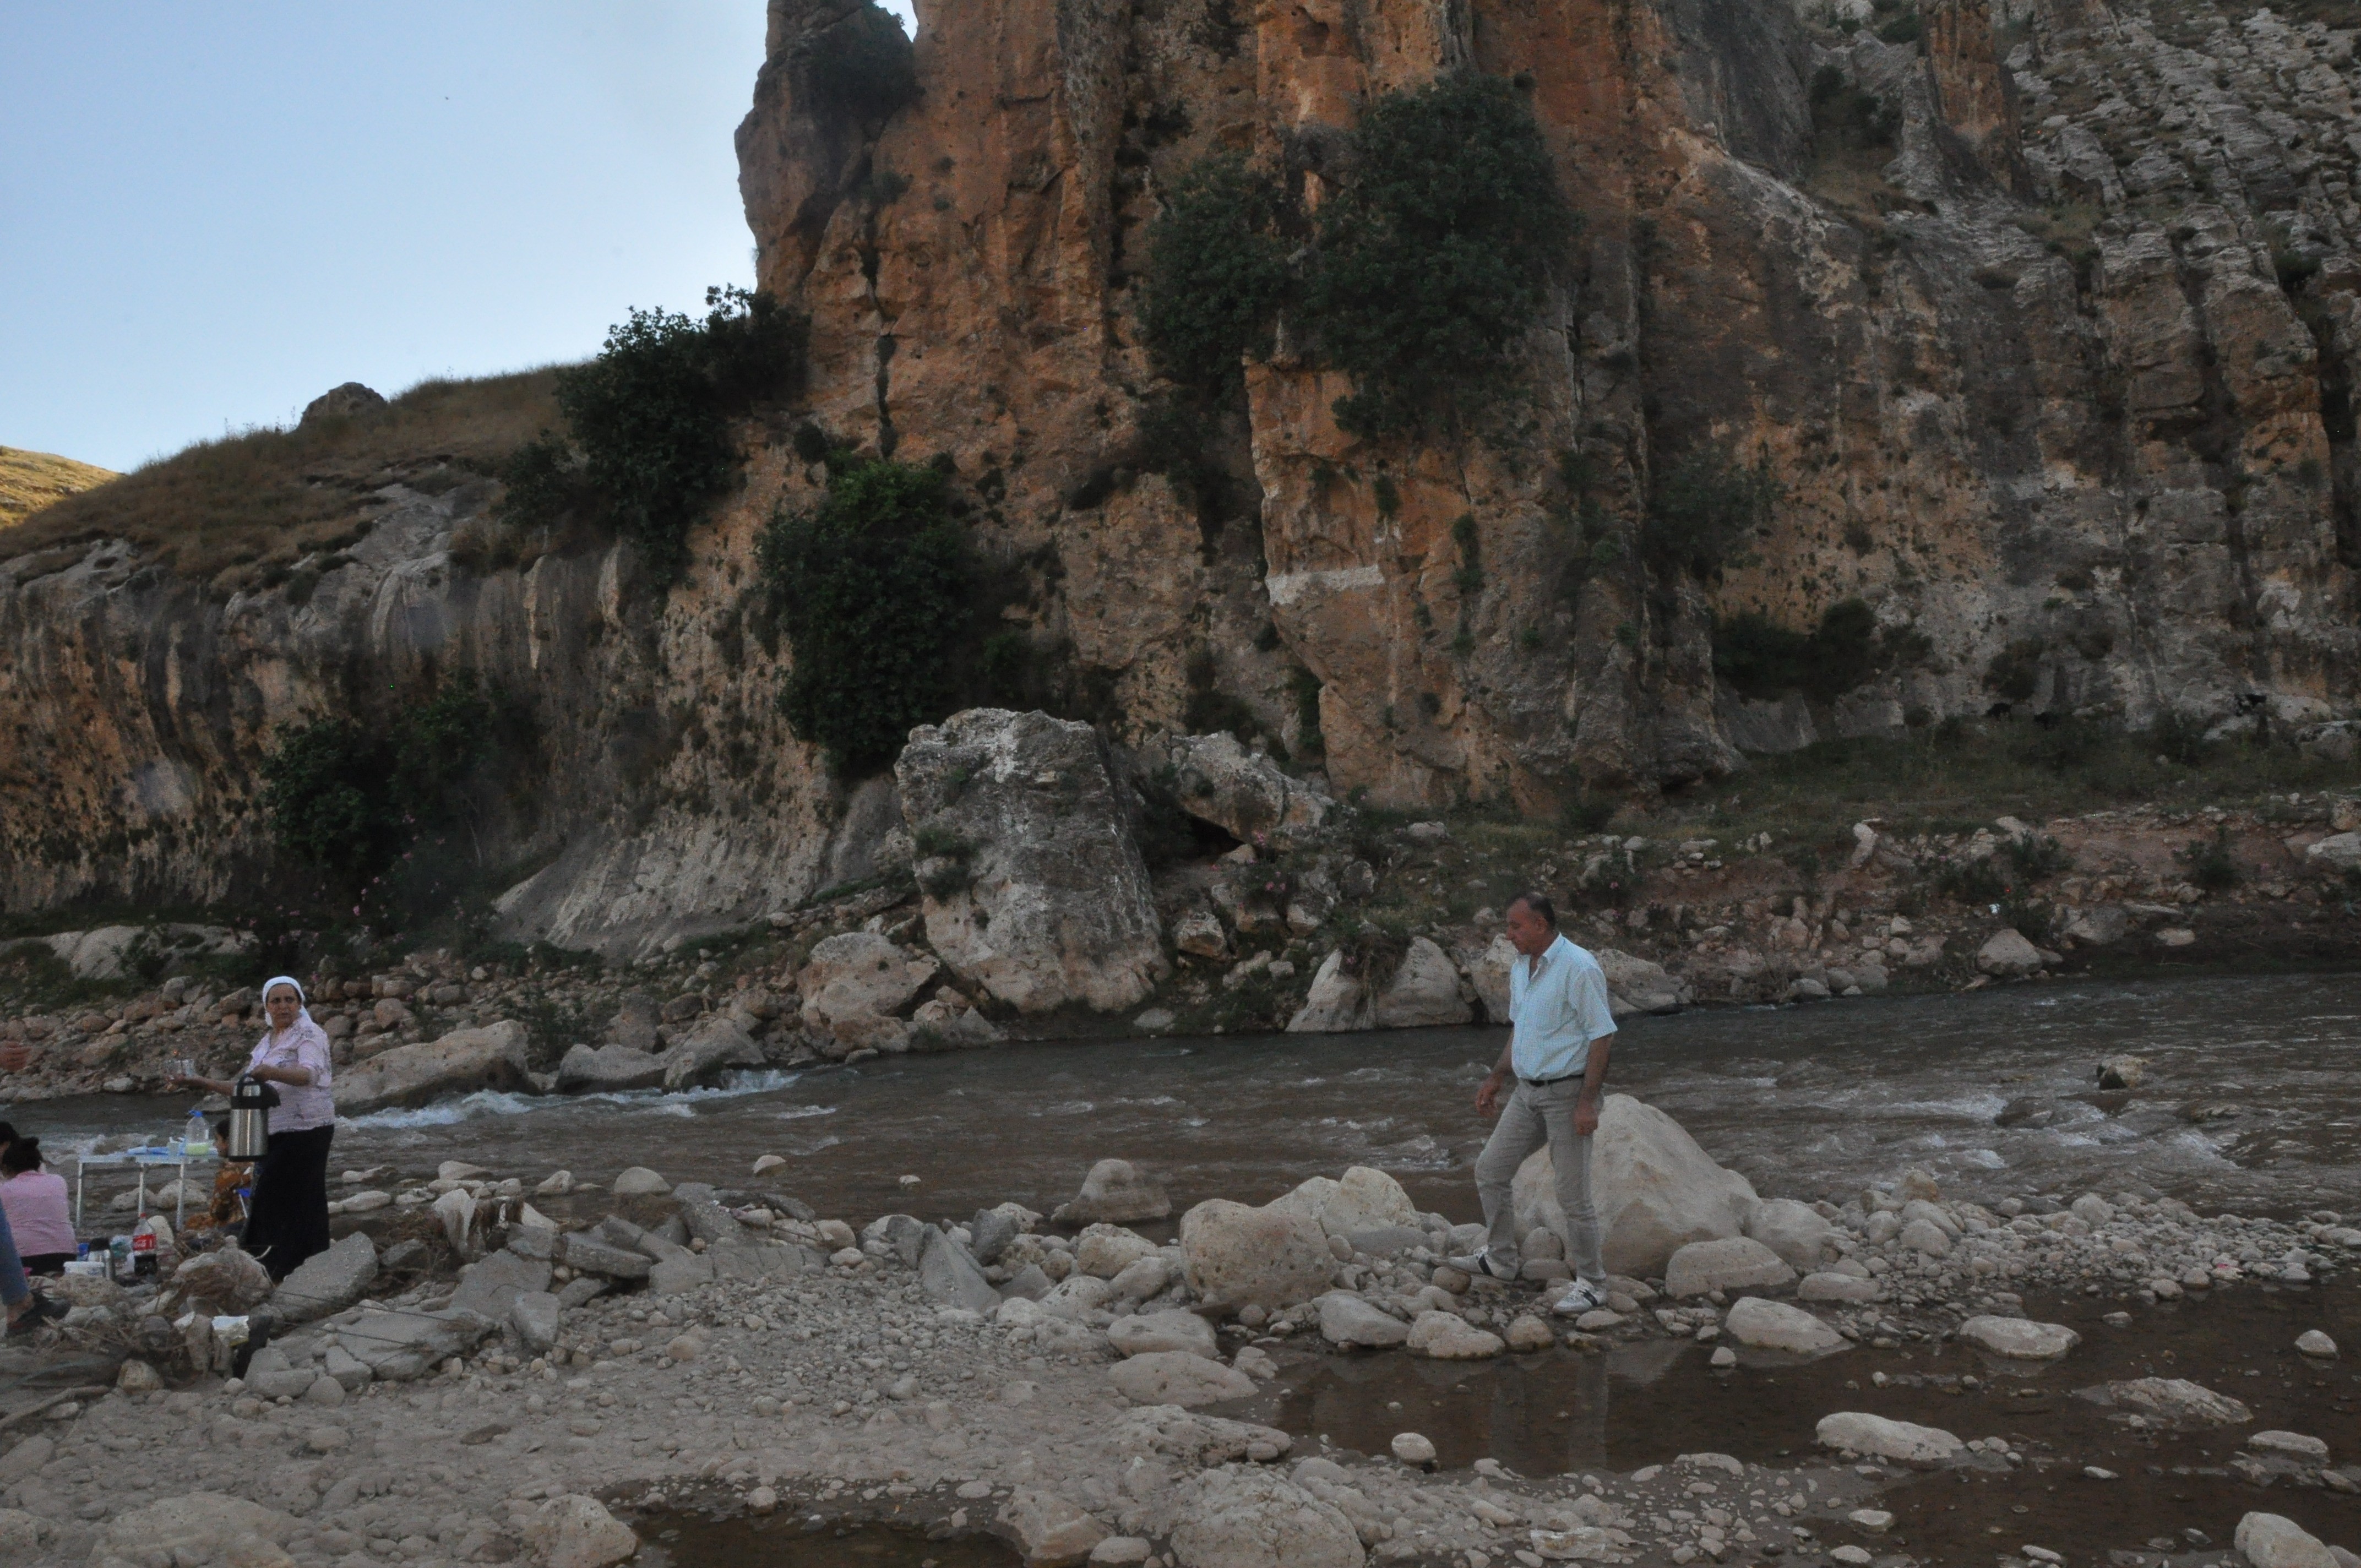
[1138,72,1571,440]
[554,286,806,582]
[259,675,508,902]
[758,460,972,775]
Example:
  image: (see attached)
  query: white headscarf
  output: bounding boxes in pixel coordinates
[259,976,317,1038]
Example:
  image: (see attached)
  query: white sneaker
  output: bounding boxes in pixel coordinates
[1553,1280,1606,1316]
[1443,1248,1517,1281]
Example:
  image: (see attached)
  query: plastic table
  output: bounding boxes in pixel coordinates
[73,1147,216,1230]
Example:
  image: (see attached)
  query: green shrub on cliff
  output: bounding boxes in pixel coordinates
[1646,446,1778,578]
[557,286,806,582]
[758,460,972,775]
[1139,71,1570,435]
[1141,154,1294,398]
[260,675,504,889]
[1307,73,1573,435]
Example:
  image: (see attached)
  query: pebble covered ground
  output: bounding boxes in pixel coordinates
[4,1136,2360,1568]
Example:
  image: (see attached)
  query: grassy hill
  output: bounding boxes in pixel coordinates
[0,370,564,585]
[0,446,117,532]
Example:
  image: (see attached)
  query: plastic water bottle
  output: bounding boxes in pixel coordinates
[184,1107,209,1158]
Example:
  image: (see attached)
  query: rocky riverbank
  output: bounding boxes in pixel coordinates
[7,778,2361,1111]
[4,1096,2358,1568]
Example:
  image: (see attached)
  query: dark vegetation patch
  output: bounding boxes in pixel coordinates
[1140,72,1572,438]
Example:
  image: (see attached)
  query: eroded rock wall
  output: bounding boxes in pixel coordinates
[6,0,2360,943]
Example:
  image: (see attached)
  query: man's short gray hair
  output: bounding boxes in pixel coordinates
[1508,891,1557,929]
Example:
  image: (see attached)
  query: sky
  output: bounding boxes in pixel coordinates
[2,2,918,473]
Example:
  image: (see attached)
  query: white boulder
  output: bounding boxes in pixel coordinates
[1511,1095,1760,1278]
[1723,1297,1847,1354]
[1816,1412,1964,1465]
[1958,1316,2080,1361]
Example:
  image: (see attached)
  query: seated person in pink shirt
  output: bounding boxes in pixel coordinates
[0,1136,78,1275]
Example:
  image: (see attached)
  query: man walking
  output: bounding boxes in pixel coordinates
[1448,891,1616,1315]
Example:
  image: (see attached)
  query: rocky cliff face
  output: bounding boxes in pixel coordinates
[740,0,2361,799]
[4,0,2359,951]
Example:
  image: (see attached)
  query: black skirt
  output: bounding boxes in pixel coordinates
[242,1123,334,1282]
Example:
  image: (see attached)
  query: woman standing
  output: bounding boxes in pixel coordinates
[172,976,335,1281]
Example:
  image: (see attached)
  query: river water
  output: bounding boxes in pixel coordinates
[15,973,2361,1225]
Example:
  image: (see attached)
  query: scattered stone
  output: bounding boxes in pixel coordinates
[268,1231,379,1324]
[1816,1411,1965,1465]
[1976,929,2043,977]
[1108,1350,1256,1407]
[1896,1217,1954,1257]
[998,1489,1110,1567]
[1958,1315,2080,1361]
[2250,1431,2332,1462]
[1108,1309,1221,1360]
[1317,1292,1411,1349]
[1723,1296,1847,1354]
[1171,1466,1364,1568]
[2074,1378,2253,1427]
[553,1042,667,1093]
[523,1495,640,1568]
[2097,1054,2149,1090]
[2237,1513,2338,1568]
[2299,1330,2338,1358]
[1372,936,1475,1028]
[611,1166,671,1196]
[1407,1310,1506,1360]
[1179,1199,1336,1311]
[917,1225,1002,1314]
[1665,1236,1797,1298]
[1391,1431,1438,1466]
[1744,1197,1837,1271]
[83,1493,298,1568]
[1055,1158,1172,1224]
[1799,1272,1882,1304]
[1505,1314,1555,1352]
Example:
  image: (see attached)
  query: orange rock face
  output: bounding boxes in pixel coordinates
[737,0,2361,805]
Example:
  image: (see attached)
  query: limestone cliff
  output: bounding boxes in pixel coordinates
[739,0,2361,798]
[4,0,2360,954]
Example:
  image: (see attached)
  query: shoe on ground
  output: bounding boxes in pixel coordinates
[1552,1280,1607,1316]
[1443,1249,1517,1281]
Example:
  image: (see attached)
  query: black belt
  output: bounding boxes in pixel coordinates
[1520,1074,1577,1087]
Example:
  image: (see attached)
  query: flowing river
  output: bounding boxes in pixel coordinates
[15,972,2361,1224]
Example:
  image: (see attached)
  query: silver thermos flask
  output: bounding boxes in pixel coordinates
[226,1074,272,1161]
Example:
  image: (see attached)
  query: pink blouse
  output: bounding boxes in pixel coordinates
[246,1019,335,1132]
[0,1169,75,1256]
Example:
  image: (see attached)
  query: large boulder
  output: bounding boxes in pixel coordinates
[1150,731,1333,850]
[553,1043,666,1093]
[2073,1378,2252,1427]
[2237,1514,2337,1568]
[40,923,246,981]
[897,709,1167,1013]
[1285,951,1375,1033]
[797,932,939,1044]
[1816,1412,1963,1466]
[1318,1293,1411,1349]
[1107,1309,1220,1359]
[1107,1350,1256,1407]
[1170,1467,1366,1568]
[2305,832,2361,873]
[999,1489,1110,1567]
[1666,1237,1796,1298]
[332,1308,499,1381]
[1957,1316,2080,1361]
[1267,1167,1418,1240]
[1595,948,1692,1016]
[173,1245,274,1312]
[1744,1198,1838,1272]
[1511,1095,1760,1278]
[1179,1199,1336,1312]
[521,1495,639,1568]
[916,1226,1000,1313]
[1977,928,2044,976]
[1723,1297,1846,1354]
[1372,938,1473,1028]
[84,1493,299,1568]
[335,1021,531,1115]
[660,1012,767,1090]
[267,1233,378,1325]
[1464,935,1516,1022]
[1053,1158,1172,1224]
